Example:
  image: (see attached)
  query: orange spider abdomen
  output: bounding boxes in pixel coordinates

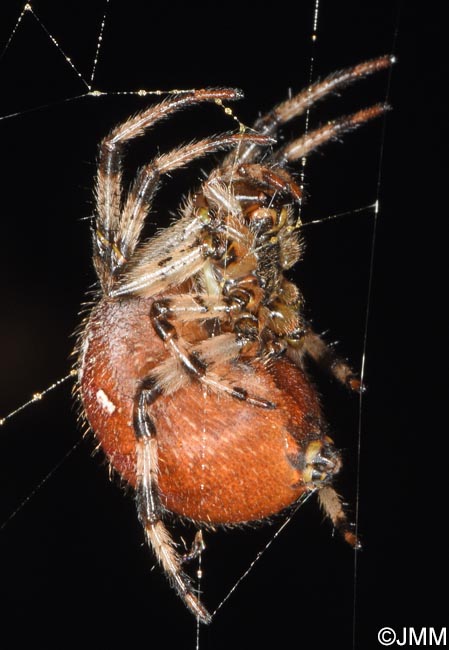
[79,297,325,524]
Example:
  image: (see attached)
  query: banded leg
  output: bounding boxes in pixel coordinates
[216,107,388,211]
[222,55,393,166]
[298,436,360,548]
[98,131,272,294]
[139,294,238,324]
[134,382,211,624]
[118,132,273,265]
[220,162,303,201]
[95,88,243,290]
[318,486,361,549]
[273,104,388,164]
[149,299,275,408]
[288,330,362,392]
[97,88,242,237]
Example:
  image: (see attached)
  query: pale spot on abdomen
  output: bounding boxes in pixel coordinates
[96,388,116,414]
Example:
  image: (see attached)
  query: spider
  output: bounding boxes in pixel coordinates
[77,55,392,624]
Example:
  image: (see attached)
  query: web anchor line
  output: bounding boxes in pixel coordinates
[211,492,314,620]
[0,439,82,532]
[351,20,398,650]
[0,371,76,428]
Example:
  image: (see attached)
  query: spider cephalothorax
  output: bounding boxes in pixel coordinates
[77,56,392,623]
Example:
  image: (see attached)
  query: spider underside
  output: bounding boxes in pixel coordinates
[78,56,392,623]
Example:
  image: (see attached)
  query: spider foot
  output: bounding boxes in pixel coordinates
[182,530,206,563]
[318,486,362,550]
[345,373,365,393]
[339,521,362,550]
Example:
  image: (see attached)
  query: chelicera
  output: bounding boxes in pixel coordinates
[77,56,392,623]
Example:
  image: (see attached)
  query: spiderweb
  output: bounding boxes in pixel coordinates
[0,2,397,648]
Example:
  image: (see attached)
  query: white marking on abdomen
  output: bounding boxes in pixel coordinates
[96,388,116,414]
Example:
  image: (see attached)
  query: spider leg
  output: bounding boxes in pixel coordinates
[288,330,362,392]
[150,329,268,403]
[141,294,238,323]
[273,104,388,163]
[149,299,275,408]
[97,88,242,236]
[95,88,242,288]
[134,383,212,624]
[182,530,206,563]
[97,131,272,294]
[221,55,393,166]
[110,210,258,299]
[111,236,205,298]
[318,486,361,549]
[109,212,256,299]
[222,162,303,201]
[299,438,360,547]
[118,133,272,266]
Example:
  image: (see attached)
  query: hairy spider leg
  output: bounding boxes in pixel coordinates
[134,383,212,624]
[149,299,275,408]
[103,133,273,298]
[117,133,273,266]
[95,87,246,290]
[300,330,363,392]
[318,486,360,548]
[94,133,273,296]
[225,55,394,165]
[274,103,389,163]
[200,161,364,395]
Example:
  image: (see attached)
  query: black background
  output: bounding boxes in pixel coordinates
[0,2,445,649]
